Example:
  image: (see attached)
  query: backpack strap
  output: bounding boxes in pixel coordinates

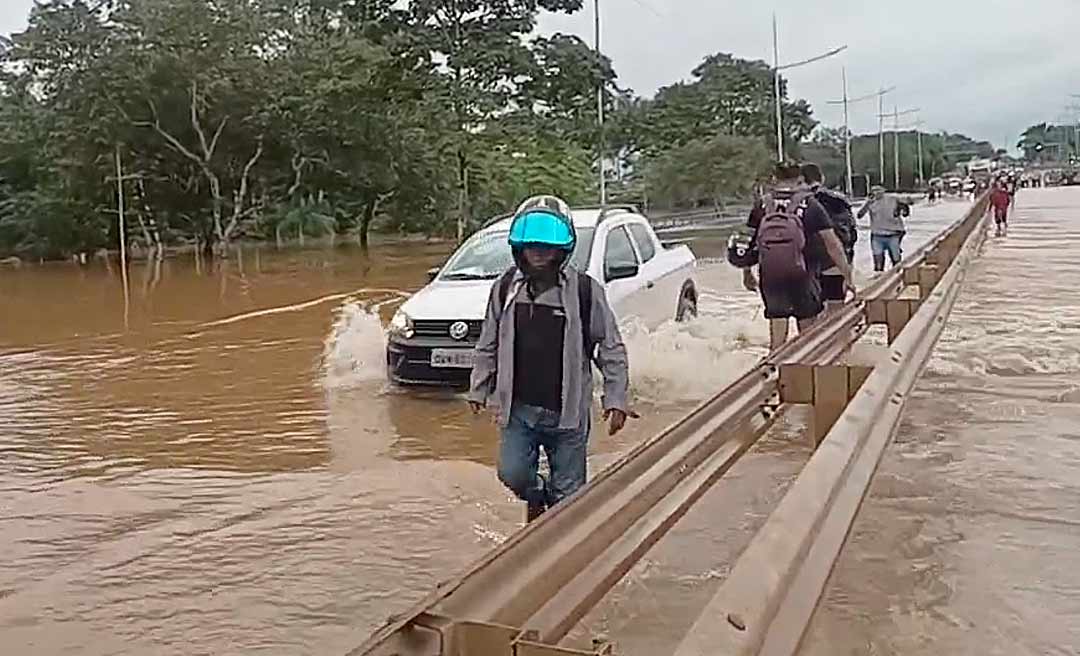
[789,190,812,216]
[495,267,517,315]
[578,271,595,362]
[495,267,596,361]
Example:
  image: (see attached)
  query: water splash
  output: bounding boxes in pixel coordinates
[321,302,390,391]
[622,301,769,405]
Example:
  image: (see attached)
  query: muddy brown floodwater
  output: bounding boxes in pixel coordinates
[4,197,1064,656]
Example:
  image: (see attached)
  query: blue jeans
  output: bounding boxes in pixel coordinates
[871,232,904,270]
[498,404,590,508]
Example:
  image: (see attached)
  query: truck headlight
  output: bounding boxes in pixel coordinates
[388,310,415,339]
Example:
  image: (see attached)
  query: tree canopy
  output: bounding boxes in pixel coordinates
[0,0,991,261]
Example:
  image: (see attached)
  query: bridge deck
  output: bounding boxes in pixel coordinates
[800,186,1080,654]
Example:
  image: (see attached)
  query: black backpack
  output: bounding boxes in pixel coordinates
[815,188,858,252]
[495,268,596,360]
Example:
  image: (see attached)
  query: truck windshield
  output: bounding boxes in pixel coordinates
[439,228,595,280]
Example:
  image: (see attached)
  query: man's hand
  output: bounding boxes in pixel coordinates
[603,408,640,436]
[844,276,858,300]
[742,269,759,292]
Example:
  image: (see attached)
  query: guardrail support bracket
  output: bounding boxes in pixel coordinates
[779,364,872,447]
[865,298,921,343]
[903,264,941,298]
[412,616,615,656]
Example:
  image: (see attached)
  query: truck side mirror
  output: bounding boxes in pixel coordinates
[605,263,639,282]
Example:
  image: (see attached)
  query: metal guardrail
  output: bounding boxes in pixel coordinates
[649,207,750,231]
[346,196,990,656]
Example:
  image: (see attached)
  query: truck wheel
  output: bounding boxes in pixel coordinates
[675,287,698,322]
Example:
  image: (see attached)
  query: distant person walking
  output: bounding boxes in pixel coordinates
[858,186,908,271]
[801,162,857,311]
[733,162,855,352]
[989,179,1012,237]
[468,195,631,523]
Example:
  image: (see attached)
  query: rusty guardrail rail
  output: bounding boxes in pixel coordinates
[348,196,990,656]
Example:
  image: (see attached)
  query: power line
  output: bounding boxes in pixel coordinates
[776,45,848,71]
[826,85,896,106]
[626,0,665,18]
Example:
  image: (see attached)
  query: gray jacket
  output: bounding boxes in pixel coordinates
[858,196,906,235]
[467,266,629,429]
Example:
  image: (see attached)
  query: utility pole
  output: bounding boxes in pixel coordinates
[827,84,894,196]
[772,13,784,161]
[595,0,606,205]
[771,16,846,163]
[879,106,920,190]
[841,67,853,195]
[878,91,886,185]
[917,128,925,185]
[894,105,901,190]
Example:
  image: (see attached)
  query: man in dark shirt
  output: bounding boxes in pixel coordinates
[800,162,857,310]
[742,163,856,351]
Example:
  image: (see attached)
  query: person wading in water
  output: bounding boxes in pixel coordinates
[467,196,632,522]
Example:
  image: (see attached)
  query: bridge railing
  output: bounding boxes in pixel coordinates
[347,195,990,656]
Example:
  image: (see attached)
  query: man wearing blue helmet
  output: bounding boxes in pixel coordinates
[467,195,631,523]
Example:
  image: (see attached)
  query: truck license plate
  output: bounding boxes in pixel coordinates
[431,349,475,368]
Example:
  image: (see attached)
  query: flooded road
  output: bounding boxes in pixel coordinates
[802,187,1080,655]
[0,200,983,654]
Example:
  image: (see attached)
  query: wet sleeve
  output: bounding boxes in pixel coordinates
[467,284,501,405]
[588,279,629,413]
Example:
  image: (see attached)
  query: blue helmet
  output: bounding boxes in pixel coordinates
[507,195,576,252]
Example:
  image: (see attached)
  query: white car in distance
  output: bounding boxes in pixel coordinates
[385,205,698,386]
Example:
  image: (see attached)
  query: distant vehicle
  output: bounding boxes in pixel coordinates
[385,206,699,386]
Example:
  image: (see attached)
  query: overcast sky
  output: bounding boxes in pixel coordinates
[5,0,1079,151]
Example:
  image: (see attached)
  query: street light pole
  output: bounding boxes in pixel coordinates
[878,91,886,186]
[595,0,606,205]
[894,105,901,189]
[772,13,784,161]
[772,16,846,163]
[917,127,925,185]
[841,67,853,196]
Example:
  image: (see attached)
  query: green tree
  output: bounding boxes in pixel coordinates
[636,53,817,158]
[407,0,584,240]
[646,135,772,210]
[1018,122,1077,162]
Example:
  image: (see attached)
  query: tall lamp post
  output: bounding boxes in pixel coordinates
[772,14,846,162]
[594,0,606,205]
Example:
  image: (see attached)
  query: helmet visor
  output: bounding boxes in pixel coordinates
[507,211,575,250]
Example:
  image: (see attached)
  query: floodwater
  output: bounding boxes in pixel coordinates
[802,187,1080,655]
[0,196,1046,656]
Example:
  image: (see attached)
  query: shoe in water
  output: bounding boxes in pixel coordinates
[526,500,546,523]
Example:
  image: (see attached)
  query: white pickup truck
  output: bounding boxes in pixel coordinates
[385,205,698,386]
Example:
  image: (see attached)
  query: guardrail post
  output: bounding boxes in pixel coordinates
[903,264,940,299]
[426,618,616,656]
[865,298,920,343]
[779,365,872,447]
